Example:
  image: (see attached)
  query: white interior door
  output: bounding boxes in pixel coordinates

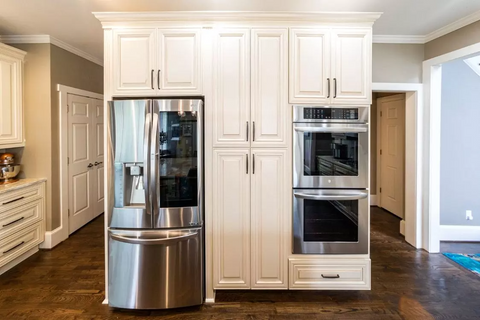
[68,94,95,234]
[92,98,104,217]
[379,94,405,218]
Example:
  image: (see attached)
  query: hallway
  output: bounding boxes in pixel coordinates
[0,208,479,319]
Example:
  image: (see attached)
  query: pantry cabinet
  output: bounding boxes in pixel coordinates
[289,28,371,105]
[112,28,201,96]
[0,43,25,148]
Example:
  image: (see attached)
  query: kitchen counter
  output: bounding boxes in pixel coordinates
[0,178,47,195]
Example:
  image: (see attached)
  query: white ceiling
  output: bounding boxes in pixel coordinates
[1,0,480,63]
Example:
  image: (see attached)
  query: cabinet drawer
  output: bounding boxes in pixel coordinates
[0,222,43,268]
[0,183,44,214]
[0,199,43,239]
[289,259,370,290]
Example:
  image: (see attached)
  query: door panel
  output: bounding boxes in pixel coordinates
[68,94,94,234]
[251,29,288,148]
[251,150,288,289]
[0,57,23,146]
[93,99,104,217]
[158,29,201,93]
[289,29,330,104]
[331,29,371,104]
[213,30,250,147]
[113,29,156,95]
[379,94,405,218]
[213,149,250,289]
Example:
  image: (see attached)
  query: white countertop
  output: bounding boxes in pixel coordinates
[0,178,47,194]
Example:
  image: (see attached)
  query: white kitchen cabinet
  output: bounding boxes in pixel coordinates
[212,29,250,148]
[112,29,156,95]
[289,29,331,104]
[0,43,25,148]
[251,29,289,148]
[289,28,372,105]
[251,149,289,289]
[331,28,371,105]
[158,29,201,93]
[112,29,201,96]
[213,149,251,289]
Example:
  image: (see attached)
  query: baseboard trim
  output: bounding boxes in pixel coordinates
[205,298,215,304]
[102,299,108,305]
[439,225,480,242]
[370,195,378,206]
[0,247,38,275]
[39,226,66,249]
[400,220,406,236]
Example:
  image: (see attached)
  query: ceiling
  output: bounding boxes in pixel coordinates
[1,0,480,64]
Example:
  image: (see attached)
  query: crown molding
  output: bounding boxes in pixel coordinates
[373,35,425,44]
[0,35,103,66]
[425,10,480,43]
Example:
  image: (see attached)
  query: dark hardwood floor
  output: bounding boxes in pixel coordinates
[1,207,479,319]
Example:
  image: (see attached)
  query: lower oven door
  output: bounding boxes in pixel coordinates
[293,123,368,189]
[293,189,368,254]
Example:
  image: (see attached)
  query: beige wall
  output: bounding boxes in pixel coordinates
[50,44,103,230]
[372,44,424,83]
[9,44,54,229]
[425,20,480,60]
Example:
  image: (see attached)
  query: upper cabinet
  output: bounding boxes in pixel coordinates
[0,43,25,148]
[289,28,372,105]
[112,28,201,96]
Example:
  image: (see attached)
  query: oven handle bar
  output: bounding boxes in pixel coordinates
[294,192,368,201]
[294,127,367,133]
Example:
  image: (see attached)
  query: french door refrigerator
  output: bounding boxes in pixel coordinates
[107,99,203,309]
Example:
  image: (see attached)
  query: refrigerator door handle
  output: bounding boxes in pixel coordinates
[143,113,152,217]
[150,113,160,217]
[110,229,200,245]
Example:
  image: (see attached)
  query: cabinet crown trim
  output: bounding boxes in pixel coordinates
[0,42,26,60]
[94,11,382,27]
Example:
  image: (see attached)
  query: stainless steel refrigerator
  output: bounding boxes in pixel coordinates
[107,99,203,309]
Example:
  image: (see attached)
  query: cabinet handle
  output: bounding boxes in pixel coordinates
[252,154,255,174]
[321,274,340,279]
[158,70,161,90]
[333,78,337,98]
[246,154,248,174]
[2,216,25,227]
[151,69,154,90]
[3,241,25,254]
[2,197,24,205]
[246,122,249,142]
[253,121,255,142]
[327,78,330,98]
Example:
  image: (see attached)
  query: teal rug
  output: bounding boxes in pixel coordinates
[443,253,480,276]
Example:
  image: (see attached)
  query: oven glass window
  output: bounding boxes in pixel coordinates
[303,132,358,176]
[304,199,358,242]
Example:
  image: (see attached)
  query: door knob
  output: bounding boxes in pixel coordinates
[87,163,94,168]
[94,161,103,166]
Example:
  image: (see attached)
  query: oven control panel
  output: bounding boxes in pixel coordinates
[303,108,358,120]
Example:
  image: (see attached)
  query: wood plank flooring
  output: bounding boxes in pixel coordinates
[0,207,479,319]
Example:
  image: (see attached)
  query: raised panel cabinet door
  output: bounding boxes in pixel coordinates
[331,28,372,105]
[251,29,288,148]
[213,149,251,289]
[92,98,105,218]
[158,29,201,93]
[251,150,289,289]
[289,29,331,104]
[112,29,156,95]
[0,53,23,147]
[213,29,250,148]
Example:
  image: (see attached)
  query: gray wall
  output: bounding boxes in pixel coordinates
[440,58,480,226]
[372,44,424,83]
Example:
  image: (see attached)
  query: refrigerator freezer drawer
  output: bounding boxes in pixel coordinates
[108,228,204,309]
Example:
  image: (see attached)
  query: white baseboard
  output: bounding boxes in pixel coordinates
[400,220,405,236]
[102,299,108,305]
[370,195,378,206]
[439,225,480,242]
[39,226,66,249]
[205,298,215,304]
[0,247,38,275]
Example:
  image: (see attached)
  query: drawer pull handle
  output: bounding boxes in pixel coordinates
[2,197,25,205]
[321,274,340,279]
[3,241,25,254]
[2,217,25,227]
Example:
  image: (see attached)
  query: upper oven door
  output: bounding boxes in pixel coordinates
[293,123,369,189]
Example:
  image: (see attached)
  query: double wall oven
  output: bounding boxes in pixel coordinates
[293,106,369,254]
